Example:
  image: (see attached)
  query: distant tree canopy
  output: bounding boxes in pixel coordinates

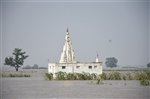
[22,65,32,69]
[147,63,150,68]
[105,57,118,68]
[32,64,39,69]
[4,48,29,71]
[23,64,47,69]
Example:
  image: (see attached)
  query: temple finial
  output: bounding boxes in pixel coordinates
[66,27,69,33]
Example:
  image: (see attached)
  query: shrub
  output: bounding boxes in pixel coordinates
[101,72,108,80]
[49,72,104,80]
[45,73,53,80]
[75,73,84,80]
[55,71,66,80]
[24,74,31,77]
[140,79,150,86]
[122,74,127,80]
[66,73,76,80]
[134,71,148,80]
[133,70,150,86]
[108,72,122,80]
[143,70,150,80]
[125,72,133,80]
[82,72,92,80]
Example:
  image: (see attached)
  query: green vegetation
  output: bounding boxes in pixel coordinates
[55,71,67,80]
[108,72,122,80]
[45,73,53,80]
[140,79,150,86]
[45,72,98,80]
[45,69,150,86]
[134,70,150,86]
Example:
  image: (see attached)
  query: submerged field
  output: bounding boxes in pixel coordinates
[0,68,150,99]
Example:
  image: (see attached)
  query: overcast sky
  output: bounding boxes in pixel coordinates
[1,0,150,67]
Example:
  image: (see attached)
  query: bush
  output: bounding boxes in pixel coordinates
[45,73,53,80]
[66,73,76,80]
[75,73,84,80]
[144,70,150,80]
[24,74,31,77]
[91,73,97,80]
[108,72,122,80]
[55,71,67,80]
[133,70,150,86]
[82,72,92,80]
[125,72,133,80]
[53,72,97,80]
[134,71,148,80]
[140,79,150,86]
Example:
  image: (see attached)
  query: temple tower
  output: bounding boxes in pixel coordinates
[59,28,76,63]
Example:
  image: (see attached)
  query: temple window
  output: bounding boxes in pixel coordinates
[62,66,66,69]
[76,66,80,69]
[94,66,97,69]
[89,66,92,69]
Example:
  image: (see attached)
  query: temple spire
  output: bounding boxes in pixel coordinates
[59,28,76,63]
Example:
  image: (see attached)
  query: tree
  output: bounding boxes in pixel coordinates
[4,48,29,71]
[147,63,150,68]
[105,57,118,68]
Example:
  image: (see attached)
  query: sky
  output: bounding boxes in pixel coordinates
[1,0,150,67]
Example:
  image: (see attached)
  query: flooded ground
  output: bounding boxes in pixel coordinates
[0,69,150,99]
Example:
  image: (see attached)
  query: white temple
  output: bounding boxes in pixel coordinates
[48,28,102,77]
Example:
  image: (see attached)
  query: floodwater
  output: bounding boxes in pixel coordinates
[0,69,150,99]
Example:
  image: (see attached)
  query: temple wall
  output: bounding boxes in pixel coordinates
[48,62,102,75]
